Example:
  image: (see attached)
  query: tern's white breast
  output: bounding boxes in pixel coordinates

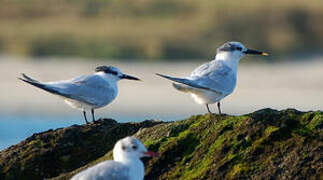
[190,89,226,105]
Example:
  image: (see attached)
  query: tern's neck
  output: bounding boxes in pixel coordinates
[215,52,242,72]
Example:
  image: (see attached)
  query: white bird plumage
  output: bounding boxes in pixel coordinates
[71,136,156,180]
[19,66,141,124]
[157,41,268,114]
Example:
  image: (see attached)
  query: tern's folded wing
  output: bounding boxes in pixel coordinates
[156,73,222,94]
[46,75,116,106]
[190,61,236,93]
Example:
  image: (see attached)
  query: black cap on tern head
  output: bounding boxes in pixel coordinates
[217,42,269,56]
[95,65,141,81]
[95,66,119,75]
[217,42,236,53]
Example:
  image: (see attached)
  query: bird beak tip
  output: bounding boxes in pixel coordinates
[262,52,269,56]
[245,49,269,56]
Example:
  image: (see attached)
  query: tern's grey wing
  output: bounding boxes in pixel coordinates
[19,74,78,100]
[156,73,219,93]
[190,61,211,77]
[71,161,130,180]
[19,74,115,106]
[190,61,236,93]
[46,75,116,106]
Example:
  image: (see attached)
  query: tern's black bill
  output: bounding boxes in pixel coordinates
[122,74,141,81]
[244,49,269,56]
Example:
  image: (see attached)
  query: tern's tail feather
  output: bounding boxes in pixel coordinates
[18,73,62,96]
[156,73,218,93]
[172,83,212,95]
[172,83,191,92]
[20,73,39,83]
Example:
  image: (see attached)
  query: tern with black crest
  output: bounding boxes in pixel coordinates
[19,66,141,124]
[157,42,269,115]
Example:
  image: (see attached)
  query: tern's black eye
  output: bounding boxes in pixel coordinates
[121,145,126,150]
[131,145,138,150]
[236,47,242,51]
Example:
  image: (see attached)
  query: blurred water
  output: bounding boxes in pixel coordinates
[0,114,81,150]
[0,56,322,150]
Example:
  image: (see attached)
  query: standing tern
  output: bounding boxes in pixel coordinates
[156,41,268,115]
[71,136,157,180]
[19,66,140,124]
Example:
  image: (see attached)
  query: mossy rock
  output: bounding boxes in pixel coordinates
[0,119,162,180]
[1,109,322,180]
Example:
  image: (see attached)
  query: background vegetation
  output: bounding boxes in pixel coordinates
[0,0,322,60]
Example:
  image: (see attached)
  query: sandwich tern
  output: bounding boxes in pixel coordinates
[71,136,157,180]
[157,42,268,115]
[19,66,140,124]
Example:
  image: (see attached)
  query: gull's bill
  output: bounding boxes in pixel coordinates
[143,151,159,157]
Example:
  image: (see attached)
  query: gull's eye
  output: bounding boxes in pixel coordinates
[236,47,242,51]
[121,145,126,150]
[131,145,138,150]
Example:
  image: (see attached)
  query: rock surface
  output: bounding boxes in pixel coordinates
[0,119,162,180]
[0,109,322,180]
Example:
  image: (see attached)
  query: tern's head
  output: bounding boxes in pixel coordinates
[113,136,157,162]
[95,66,141,81]
[216,42,268,62]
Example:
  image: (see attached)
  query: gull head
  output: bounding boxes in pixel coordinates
[95,66,141,81]
[113,136,157,162]
[216,41,268,62]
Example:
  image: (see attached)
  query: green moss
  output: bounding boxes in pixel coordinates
[143,139,157,147]
[265,126,279,135]
[175,134,227,179]
[292,126,311,137]
[230,163,249,178]
[307,113,323,130]
[26,139,45,148]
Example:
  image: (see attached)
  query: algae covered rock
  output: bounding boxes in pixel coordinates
[140,109,323,179]
[1,109,322,180]
[0,119,162,180]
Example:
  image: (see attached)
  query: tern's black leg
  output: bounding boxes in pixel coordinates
[83,111,89,124]
[206,104,212,114]
[91,109,96,123]
[217,102,222,115]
